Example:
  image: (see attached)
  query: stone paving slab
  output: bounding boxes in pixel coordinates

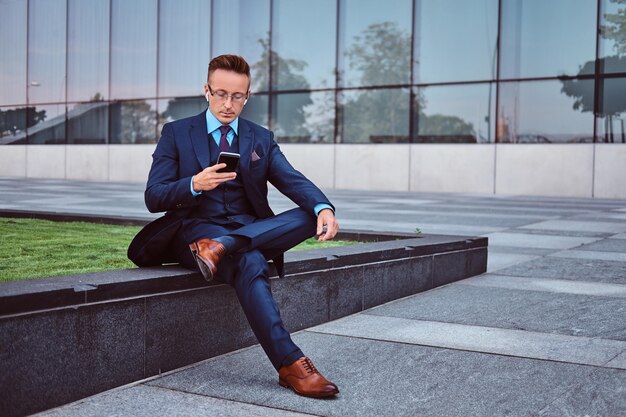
[462,274,626,299]
[519,220,626,233]
[484,252,540,273]
[481,232,599,250]
[37,384,312,417]
[612,233,626,239]
[576,238,626,253]
[309,315,626,369]
[144,332,624,417]
[496,257,626,284]
[549,249,626,262]
[365,285,626,341]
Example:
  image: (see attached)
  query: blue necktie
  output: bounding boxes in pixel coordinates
[219,125,230,152]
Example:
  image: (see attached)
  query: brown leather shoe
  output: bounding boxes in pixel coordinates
[189,238,226,282]
[278,356,339,398]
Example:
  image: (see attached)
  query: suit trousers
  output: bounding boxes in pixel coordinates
[175,208,317,370]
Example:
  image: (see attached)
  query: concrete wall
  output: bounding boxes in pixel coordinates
[1,143,626,198]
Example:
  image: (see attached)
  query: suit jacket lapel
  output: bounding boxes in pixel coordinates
[190,110,210,169]
[238,119,254,178]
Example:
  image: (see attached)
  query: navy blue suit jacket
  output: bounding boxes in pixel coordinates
[128,110,332,267]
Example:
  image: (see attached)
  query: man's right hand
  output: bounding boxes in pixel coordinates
[192,163,237,192]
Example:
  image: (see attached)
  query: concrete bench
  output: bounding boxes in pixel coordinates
[0,230,487,417]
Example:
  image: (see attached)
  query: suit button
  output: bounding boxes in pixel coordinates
[176,203,183,208]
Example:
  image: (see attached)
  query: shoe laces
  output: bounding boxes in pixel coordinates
[301,357,318,374]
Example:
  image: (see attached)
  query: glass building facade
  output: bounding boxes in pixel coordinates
[1,0,625,145]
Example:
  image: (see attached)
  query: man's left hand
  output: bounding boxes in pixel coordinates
[316,208,339,241]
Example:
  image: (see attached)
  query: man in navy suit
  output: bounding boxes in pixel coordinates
[141,55,339,398]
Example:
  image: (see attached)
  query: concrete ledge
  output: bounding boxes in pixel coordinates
[0,232,487,417]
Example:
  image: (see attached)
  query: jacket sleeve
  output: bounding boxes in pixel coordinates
[144,123,199,213]
[265,133,334,214]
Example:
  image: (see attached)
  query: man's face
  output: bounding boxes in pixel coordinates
[205,69,250,125]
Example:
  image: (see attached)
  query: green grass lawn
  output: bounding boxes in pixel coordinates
[0,217,355,282]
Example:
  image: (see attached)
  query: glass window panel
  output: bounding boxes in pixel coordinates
[272,91,334,143]
[67,0,110,102]
[212,0,270,93]
[415,0,498,83]
[157,97,207,134]
[339,0,412,87]
[26,104,66,144]
[415,83,495,144]
[596,77,626,143]
[500,0,597,79]
[28,0,67,104]
[241,93,269,128]
[159,0,211,97]
[110,100,157,144]
[110,0,157,99]
[67,102,108,144]
[340,88,409,143]
[272,0,336,90]
[0,0,27,105]
[498,80,594,143]
[600,0,626,74]
[0,106,27,144]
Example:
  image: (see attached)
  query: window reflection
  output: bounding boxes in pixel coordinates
[110,0,157,99]
[67,0,109,102]
[157,97,207,134]
[341,88,409,143]
[159,0,210,97]
[110,100,157,144]
[339,0,412,87]
[213,0,270,93]
[67,102,108,144]
[600,0,626,74]
[0,0,27,105]
[415,0,497,83]
[26,104,66,144]
[498,80,594,143]
[273,91,334,143]
[415,84,495,143]
[272,0,336,90]
[28,0,66,104]
[500,0,596,79]
[0,106,28,144]
[597,77,626,143]
[241,93,269,128]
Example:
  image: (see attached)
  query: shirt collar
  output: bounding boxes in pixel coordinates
[206,108,238,135]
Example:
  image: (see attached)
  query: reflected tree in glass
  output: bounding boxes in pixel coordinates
[342,22,411,143]
[253,38,313,138]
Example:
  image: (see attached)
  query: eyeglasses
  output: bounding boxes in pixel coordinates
[208,85,248,103]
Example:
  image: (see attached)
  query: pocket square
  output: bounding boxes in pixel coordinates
[251,150,261,162]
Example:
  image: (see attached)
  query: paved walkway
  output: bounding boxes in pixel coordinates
[1,177,625,416]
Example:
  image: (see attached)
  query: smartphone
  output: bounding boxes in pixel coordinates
[216,152,240,173]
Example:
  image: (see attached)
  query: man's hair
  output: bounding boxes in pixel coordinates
[207,54,250,83]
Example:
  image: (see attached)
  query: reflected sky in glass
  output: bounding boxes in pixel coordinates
[110,0,157,99]
[213,0,269,93]
[28,0,66,104]
[272,0,336,90]
[67,0,109,102]
[0,0,27,105]
[498,80,594,143]
[339,0,412,87]
[500,0,596,79]
[159,0,210,97]
[416,0,498,83]
[416,83,495,143]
